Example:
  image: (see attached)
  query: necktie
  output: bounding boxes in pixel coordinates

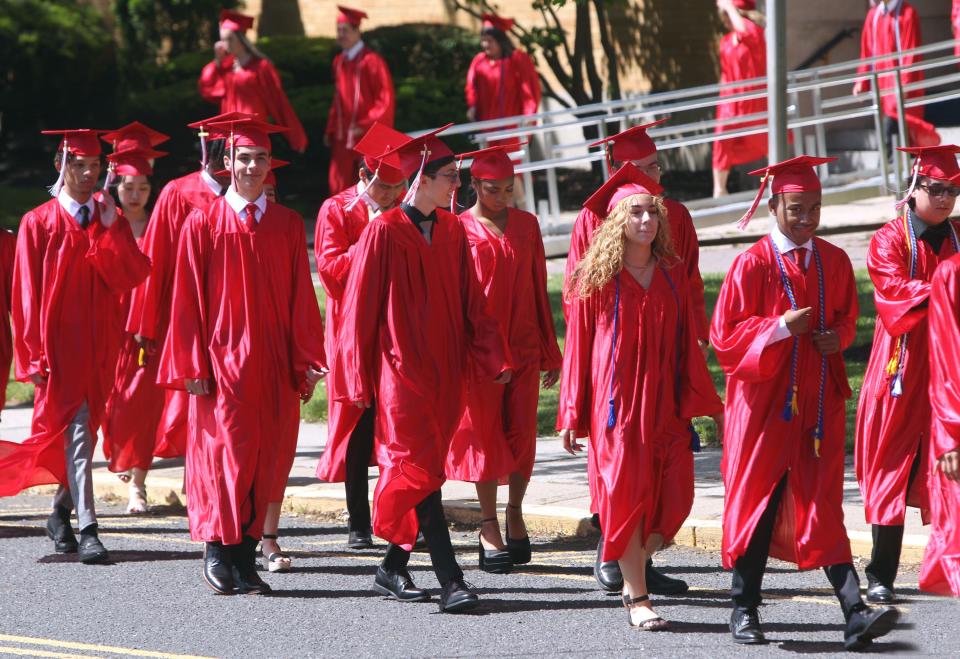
[78,205,90,229]
[244,203,258,231]
[792,248,807,273]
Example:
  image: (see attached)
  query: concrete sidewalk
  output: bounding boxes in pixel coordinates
[3,405,928,563]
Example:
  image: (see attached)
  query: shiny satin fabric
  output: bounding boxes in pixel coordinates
[855,220,960,526]
[199,56,308,152]
[325,48,396,194]
[315,184,376,484]
[713,18,769,170]
[336,207,510,550]
[446,209,562,483]
[465,50,541,151]
[559,265,721,562]
[0,232,16,414]
[711,236,858,570]
[157,197,325,543]
[921,254,960,596]
[0,201,150,496]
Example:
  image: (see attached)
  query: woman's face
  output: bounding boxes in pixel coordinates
[219,29,245,57]
[117,175,151,213]
[480,34,503,59]
[912,177,959,226]
[474,177,513,215]
[623,195,660,246]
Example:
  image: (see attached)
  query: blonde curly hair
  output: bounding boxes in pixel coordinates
[568,193,678,298]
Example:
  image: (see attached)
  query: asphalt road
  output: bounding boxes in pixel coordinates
[0,494,955,658]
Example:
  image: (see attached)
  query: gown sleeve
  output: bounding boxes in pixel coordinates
[86,215,151,295]
[530,220,562,370]
[199,59,229,104]
[516,51,541,116]
[672,202,709,340]
[258,59,308,152]
[288,216,327,386]
[928,258,960,459]
[11,212,47,380]
[676,270,723,419]
[867,225,930,337]
[556,288,596,436]
[465,54,481,111]
[314,198,355,301]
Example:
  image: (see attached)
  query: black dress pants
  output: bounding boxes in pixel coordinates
[381,490,463,586]
[344,407,376,532]
[731,475,864,618]
[866,446,922,587]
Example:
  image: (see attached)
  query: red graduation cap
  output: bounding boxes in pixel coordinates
[208,117,287,150]
[378,124,454,204]
[895,144,960,210]
[107,147,166,177]
[353,122,410,185]
[187,111,255,134]
[336,5,368,26]
[456,144,518,180]
[102,121,170,153]
[735,155,837,230]
[42,129,103,157]
[482,13,514,32]
[220,9,254,33]
[265,159,289,187]
[583,162,665,217]
[589,118,669,166]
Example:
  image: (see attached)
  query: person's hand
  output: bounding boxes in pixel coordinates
[466,106,477,123]
[939,450,960,481]
[352,399,371,409]
[214,40,228,62]
[698,339,710,361]
[541,369,560,388]
[494,369,513,385]
[783,307,812,336]
[852,79,867,95]
[712,412,725,444]
[185,379,211,396]
[96,189,117,228]
[812,329,842,356]
[29,371,48,386]
[560,429,583,455]
[300,367,326,402]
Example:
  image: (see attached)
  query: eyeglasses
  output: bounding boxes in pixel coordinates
[431,171,461,183]
[918,183,960,198]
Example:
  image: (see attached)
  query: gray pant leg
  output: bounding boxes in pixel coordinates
[52,485,73,515]
[63,402,96,530]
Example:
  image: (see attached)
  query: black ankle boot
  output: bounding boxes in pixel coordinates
[77,524,108,564]
[203,542,235,594]
[46,509,77,554]
[231,536,272,595]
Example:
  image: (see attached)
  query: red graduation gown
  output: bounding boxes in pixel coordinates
[446,209,562,482]
[157,197,325,543]
[856,2,939,147]
[128,171,220,459]
[314,184,376,483]
[921,254,960,596]
[199,56,308,152]
[710,236,859,570]
[336,207,510,549]
[954,0,960,58]
[465,50,541,150]
[855,219,960,526]
[0,231,17,414]
[712,19,769,170]
[559,265,721,561]
[325,47,396,194]
[0,200,150,496]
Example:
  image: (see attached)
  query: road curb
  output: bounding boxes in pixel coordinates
[37,472,926,565]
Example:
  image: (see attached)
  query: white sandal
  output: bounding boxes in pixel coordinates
[262,534,292,573]
[126,482,148,514]
[624,594,669,631]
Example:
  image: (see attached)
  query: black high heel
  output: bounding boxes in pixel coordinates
[504,503,531,565]
[478,517,513,574]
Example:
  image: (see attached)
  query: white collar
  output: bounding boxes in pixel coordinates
[201,169,224,196]
[344,40,365,61]
[873,0,902,14]
[57,188,95,222]
[770,224,813,254]
[225,186,267,222]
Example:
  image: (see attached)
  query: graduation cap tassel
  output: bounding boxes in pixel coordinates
[229,128,237,191]
[402,146,430,206]
[895,157,921,211]
[48,140,68,198]
[345,166,380,212]
[199,128,209,170]
[735,171,771,231]
[606,398,616,429]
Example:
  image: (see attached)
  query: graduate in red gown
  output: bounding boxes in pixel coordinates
[853,1,939,149]
[444,145,562,574]
[564,119,708,595]
[922,245,960,597]
[127,112,242,462]
[315,122,409,550]
[0,129,150,564]
[337,127,511,612]
[712,0,769,197]
[854,145,960,603]
[158,117,326,595]
[198,10,307,153]
[325,6,396,195]
[559,165,721,630]
[712,156,899,649]
[0,229,16,421]
[101,142,169,516]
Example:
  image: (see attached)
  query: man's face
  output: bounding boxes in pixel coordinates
[360,170,406,209]
[225,146,270,197]
[771,191,822,245]
[336,22,360,50]
[418,162,461,210]
[630,153,662,184]
[911,176,959,226]
[61,154,102,199]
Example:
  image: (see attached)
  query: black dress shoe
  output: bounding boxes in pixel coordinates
[347,528,374,549]
[844,604,899,651]
[593,537,623,592]
[77,528,108,564]
[646,559,689,595]
[231,537,272,595]
[865,581,896,604]
[439,579,479,613]
[46,514,78,554]
[373,566,430,602]
[730,608,766,645]
[203,542,235,594]
[478,537,513,574]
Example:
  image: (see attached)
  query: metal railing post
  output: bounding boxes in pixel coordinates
[597,117,610,180]
[790,90,804,159]
[543,125,561,225]
[811,71,829,177]
[766,0,789,162]
[871,72,891,195]
[893,68,909,174]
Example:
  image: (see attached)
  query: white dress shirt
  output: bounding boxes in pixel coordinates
[225,186,267,224]
[201,169,224,197]
[344,40,365,62]
[57,189,95,226]
[767,225,814,345]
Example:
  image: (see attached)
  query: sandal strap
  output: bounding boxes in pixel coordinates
[623,593,650,607]
[480,517,498,524]
[506,503,522,510]
[262,534,279,540]
[267,552,291,562]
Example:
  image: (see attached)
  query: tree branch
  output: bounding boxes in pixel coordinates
[591,0,621,100]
